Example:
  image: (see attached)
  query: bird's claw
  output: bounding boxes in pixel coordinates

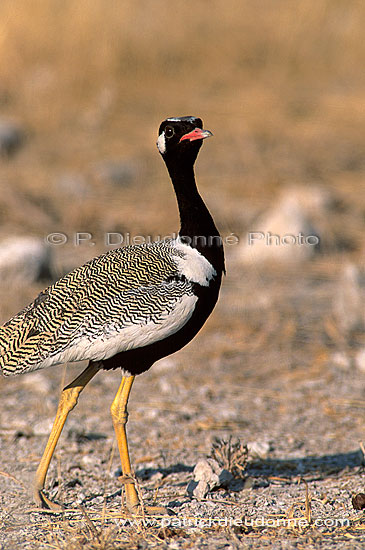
[34,488,63,511]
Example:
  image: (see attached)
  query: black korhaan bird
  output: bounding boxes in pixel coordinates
[0,116,225,513]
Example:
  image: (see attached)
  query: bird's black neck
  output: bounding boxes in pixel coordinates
[165,158,225,275]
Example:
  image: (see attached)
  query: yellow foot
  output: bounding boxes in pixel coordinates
[34,489,63,511]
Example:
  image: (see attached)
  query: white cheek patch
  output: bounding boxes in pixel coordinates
[157,132,166,154]
[173,238,216,287]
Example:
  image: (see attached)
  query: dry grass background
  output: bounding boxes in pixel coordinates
[0,1,365,549]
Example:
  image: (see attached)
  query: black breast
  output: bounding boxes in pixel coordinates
[101,273,222,375]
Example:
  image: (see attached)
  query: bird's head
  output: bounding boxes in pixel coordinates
[157,116,212,165]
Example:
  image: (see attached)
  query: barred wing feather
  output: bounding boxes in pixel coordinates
[0,241,195,376]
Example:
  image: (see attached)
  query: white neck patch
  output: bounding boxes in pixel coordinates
[157,132,166,154]
[173,237,216,287]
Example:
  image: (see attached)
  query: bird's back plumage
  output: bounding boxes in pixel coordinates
[0,239,204,376]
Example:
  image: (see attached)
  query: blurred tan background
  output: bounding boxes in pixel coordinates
[0,0,364,266]
[1,3,365,546]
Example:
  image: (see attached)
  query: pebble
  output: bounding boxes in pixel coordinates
[355,349,365,373]
[333,263,365,334]
[331,352,351,370]
[247,440,271,459]
[237,186,328,264]
[81,454,96,465]
[187,458,234,500]
[75,492,86,504]
[21,372,52,394]
[0,120,24,157]
[33,418,54,436]
[0,236,52,283]
[150,472,164,483]
[54,173,90,198]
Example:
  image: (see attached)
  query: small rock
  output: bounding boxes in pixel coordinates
[238,186,327,264]
[145,408,159,419]
[187,458,234,500]
[0,120,24,157]
[331,352,351,370]
[154,357,177,373]
[33,418,54,436]
[333,263,365,334]
[14,427,33,439]
[242,477,255,490]
[55,173,90,198]
[75,492,86,504]
[22,372,52,394]
[150,472,164,484]
[81,455,95,466]
[352,493,365,510]
[187,479,208,500]
[0,236,52,283]
[66,478,83,488]
[355,349,365,373]
[158,377,173,394]
[194,458,220,486]
[247,440,271,459]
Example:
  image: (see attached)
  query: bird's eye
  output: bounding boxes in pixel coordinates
[165,126,174,138]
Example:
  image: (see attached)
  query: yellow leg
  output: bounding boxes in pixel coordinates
[110,375,169,515]
[33,361,99,510]
[110,376,140,512]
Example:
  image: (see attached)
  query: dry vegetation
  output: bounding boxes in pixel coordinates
[0,1,365,549]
